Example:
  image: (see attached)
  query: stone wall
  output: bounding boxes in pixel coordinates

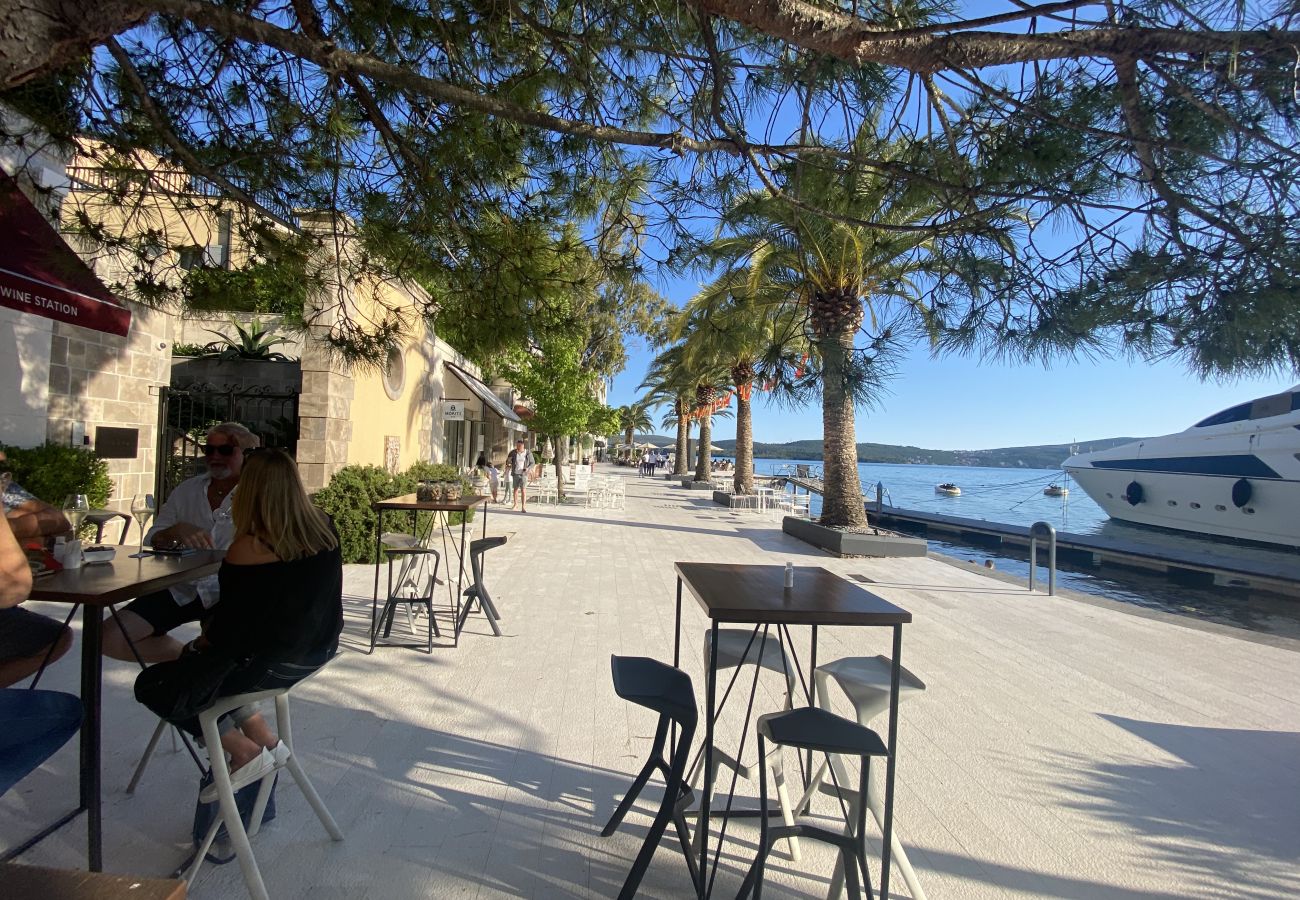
[296,335,353,492]
[45,302,174,515]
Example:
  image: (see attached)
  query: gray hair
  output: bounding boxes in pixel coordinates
[208,422,261,449]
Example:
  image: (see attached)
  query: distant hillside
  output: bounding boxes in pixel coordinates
[711,437,1140,469]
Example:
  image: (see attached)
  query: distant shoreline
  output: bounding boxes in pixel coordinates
[632,435,1142,470]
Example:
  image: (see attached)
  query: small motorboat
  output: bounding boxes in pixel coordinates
[1043,483,1069,497]
[935,483,961,496]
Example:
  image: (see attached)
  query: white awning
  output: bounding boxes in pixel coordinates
[445,363,523,426]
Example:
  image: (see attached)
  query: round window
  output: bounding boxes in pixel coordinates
[382,346,406,400]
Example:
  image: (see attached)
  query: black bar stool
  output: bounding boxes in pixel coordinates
[738,707,889,900]
[458,536,507,636]
[601,656,700,899]
[376,542,441,653]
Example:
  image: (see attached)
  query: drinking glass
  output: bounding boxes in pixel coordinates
[62,493,90,537]
[130,493,156,557]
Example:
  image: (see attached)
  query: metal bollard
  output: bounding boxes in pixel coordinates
[1028,521,1057,596]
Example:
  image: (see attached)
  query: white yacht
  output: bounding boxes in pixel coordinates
[1063,386,1300,548]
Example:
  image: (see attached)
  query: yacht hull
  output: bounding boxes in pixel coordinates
[1063,465,1300,547]
[1064,389,1300,548]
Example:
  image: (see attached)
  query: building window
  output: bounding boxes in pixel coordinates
[382,346,405,400]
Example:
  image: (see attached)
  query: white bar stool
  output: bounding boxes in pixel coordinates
[690,628,802,861]
[796,654,928,900]
[186,682,344,900]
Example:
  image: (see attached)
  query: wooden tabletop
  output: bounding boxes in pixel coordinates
[28,551,223,607]
[674,562,911,626]
[373,493,487,513]
[0,863,185,899]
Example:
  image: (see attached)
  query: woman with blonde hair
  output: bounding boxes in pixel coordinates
[135,448,343,805]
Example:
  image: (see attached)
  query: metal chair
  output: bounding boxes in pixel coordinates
[374,531,442,653]
[738,707,888,900]
[601,656,700,899]
[458,536,507,636]
[185,678,343,900]
[796,655,928,900]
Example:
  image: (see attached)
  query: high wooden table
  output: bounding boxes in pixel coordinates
[673,562,912,899]
[5,552,223,871]
[370,494,488,650]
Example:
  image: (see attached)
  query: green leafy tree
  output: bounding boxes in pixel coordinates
[497,333,604,500]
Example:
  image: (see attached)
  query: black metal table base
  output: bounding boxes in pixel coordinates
[674,575,904,900]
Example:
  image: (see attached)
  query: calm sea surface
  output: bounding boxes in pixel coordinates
[742,457,1300,637]
[750,458,1100,531]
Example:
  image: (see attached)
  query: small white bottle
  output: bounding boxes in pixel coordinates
[52,536,67,564]
[784,561,794,588]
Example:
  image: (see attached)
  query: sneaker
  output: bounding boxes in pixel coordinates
[200,748,276,803]
[271,740,291,768]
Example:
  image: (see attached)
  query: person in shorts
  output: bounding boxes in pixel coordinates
[505,440,534,512]
[102,423,260,664]
[0,457,73,687]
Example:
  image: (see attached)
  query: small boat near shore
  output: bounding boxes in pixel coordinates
[1044,483,1069,497]
[935,483,961,496]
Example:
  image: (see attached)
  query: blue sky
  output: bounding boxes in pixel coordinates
[607,276,1296,451]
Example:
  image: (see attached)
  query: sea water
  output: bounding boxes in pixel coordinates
[752,459,1102,532]
[743,457,1300,637]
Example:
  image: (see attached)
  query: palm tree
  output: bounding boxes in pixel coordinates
[700,131,1024,527]
[641,340,726,479]
[619,401,654,456]
[677,279,807,495]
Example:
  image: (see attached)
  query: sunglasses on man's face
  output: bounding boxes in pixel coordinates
[203,444,239,457]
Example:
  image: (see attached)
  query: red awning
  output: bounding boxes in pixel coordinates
[0,171,132,336]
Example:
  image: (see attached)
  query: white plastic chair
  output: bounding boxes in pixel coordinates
[186,681,344,900]
[604,478,626,510]
[795,655,928,900]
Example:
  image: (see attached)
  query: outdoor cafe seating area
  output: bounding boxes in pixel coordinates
[2,466,1297,899]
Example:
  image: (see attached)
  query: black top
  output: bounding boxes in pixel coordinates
[206,530,344,664]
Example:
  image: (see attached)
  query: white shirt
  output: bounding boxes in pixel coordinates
[146,473,236,608]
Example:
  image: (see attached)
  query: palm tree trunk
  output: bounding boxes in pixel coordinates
[674,397,690,475]
[694,413,713,482]
[734,385,754,494]
[818,334,866,527]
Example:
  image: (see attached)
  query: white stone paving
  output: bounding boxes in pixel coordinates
[3,466,1298,898]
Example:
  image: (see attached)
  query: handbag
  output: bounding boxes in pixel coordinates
[133,646,242,725]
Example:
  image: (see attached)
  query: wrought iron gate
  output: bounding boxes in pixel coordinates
[154,385,299,503]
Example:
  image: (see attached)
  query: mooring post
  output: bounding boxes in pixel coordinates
[1029,521,1057,595]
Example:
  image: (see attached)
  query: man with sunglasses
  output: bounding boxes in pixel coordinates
[103,423,260,663]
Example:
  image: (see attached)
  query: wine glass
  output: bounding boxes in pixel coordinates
[130,493,156,557]
[62,493,90,537]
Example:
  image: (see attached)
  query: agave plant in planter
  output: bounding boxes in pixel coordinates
[202,316,295,361]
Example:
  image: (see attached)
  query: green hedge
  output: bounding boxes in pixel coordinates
[1,442,113,508]
[312,462,474,564]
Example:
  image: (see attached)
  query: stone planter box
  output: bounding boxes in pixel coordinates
[685,480,714,491]
[171,357,302,392]
[713,491,760,509]
[782,516,927,558]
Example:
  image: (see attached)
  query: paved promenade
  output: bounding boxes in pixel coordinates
[3,466,1298,898]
